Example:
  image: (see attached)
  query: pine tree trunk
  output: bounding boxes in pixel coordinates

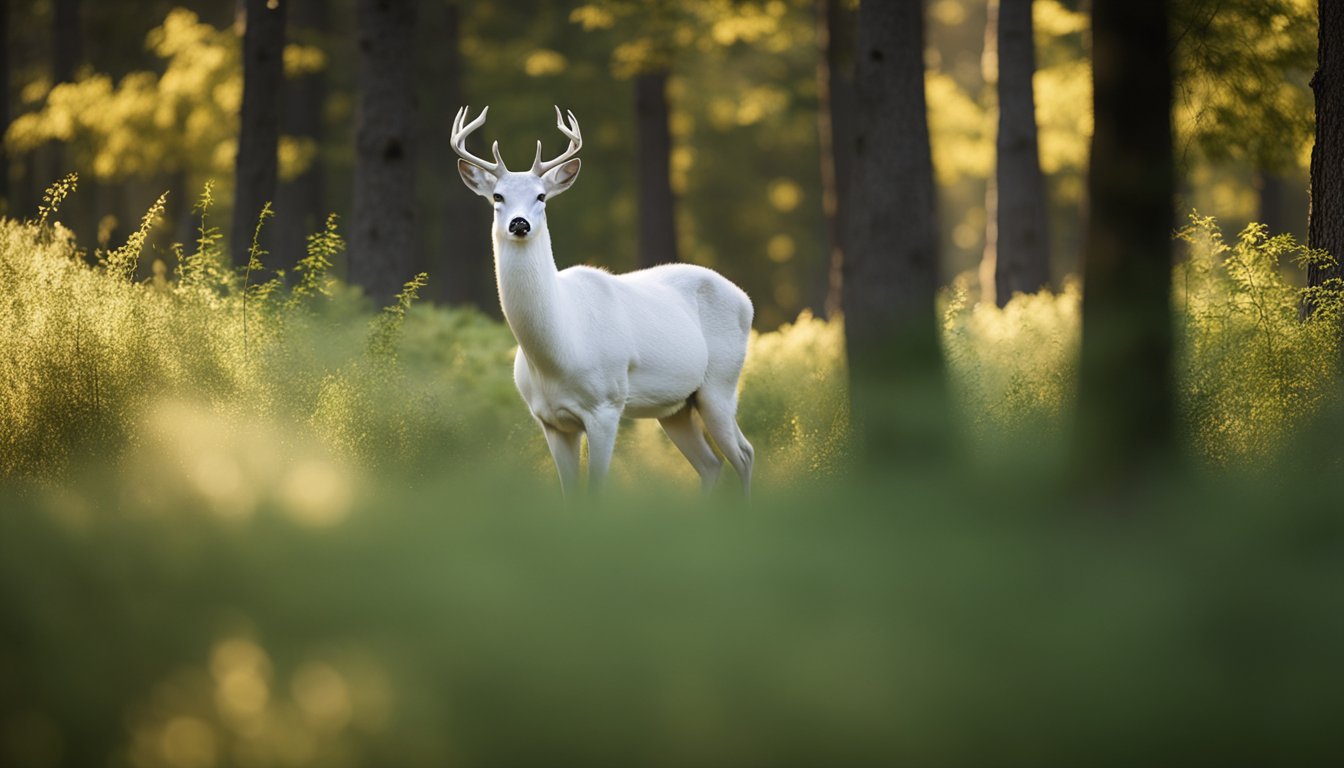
[52,0,80,83]
[635,70,679,268]
[994,0,1051,306]
[816,0,855,317]
[275,0,328,276]
[52,0,100,248]
[978,0,1000,306]
[1255,167,1293,238]
[231,0,286,267]
[1305,0,1344,317]
[351,0,417,305]
[1,0,11,213]
[1075,0,1175,485]
[421,1,492,311]
[842,0,947,463]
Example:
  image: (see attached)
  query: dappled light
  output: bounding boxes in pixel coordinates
[123,635,392,768]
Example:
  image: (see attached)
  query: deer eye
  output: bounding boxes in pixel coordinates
[492,193,503,203]
[537,194,546,203]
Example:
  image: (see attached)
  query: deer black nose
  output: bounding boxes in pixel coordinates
[508,217,531,236]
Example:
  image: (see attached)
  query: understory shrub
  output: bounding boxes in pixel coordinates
[2,184,1337,486]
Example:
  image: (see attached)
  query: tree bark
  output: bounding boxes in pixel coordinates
[231,0,286,267]
[842,0,947,463]
[993,0,1051,306]
[979,0,1000,306]
[816,0,855,317]
[274,0,328,277]
[1,0,10,213]
[1255,167,1294,238]
[351,0,416,304]
[635,70,679,268]
[420,1,493,311]
[51,0,99,247]
[52,0,81,84]
[1075,0,1175,486]
[1305,0,1344,316]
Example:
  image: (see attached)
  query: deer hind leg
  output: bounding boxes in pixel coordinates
[659,404,722,494]
[695,384,754,497]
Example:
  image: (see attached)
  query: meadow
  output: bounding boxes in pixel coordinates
[1,186,1341,766]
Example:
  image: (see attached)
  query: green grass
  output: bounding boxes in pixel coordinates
[1,186,1341,765]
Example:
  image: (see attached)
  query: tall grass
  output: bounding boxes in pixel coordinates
[0,181,855,492]
[0,180,513,479]
[2,189,1340,767]
[2,179,1340,486]
[941,214,1343,468]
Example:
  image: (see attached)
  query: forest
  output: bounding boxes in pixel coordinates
[1,0,1341,765]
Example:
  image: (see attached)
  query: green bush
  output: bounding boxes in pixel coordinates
[0,181,857,493]
[4,183,1339,485]
[1176,214,1340,465]
[0,181,523,480]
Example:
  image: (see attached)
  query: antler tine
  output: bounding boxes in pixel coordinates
[451,105,507,174]
[532,105,583,175]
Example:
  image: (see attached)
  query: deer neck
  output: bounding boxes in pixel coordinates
[494,227,574,369]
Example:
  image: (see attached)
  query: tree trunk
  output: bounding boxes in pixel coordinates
[351,0,416,304]
[1075,0,1175,486]
[842,0,947,463]
[816,0,855,317]
[1305,0,1344,317]
[1,0,10,214]
[52,0,99,247]
[274,0,327,277]
[994,0,1051,306]
[52,0,80,84]
[1255,167,1295,239]
[635,70,679,268]
[420,1,492,311]
[231,0,286,267]
[978,0,1000,306]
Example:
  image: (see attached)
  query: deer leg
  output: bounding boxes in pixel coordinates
[543,424,582,498]
[659,405,722,494]
[583,408,622,494]
[695,386,754,497]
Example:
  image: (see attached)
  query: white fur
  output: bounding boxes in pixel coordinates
[457,141,754,497]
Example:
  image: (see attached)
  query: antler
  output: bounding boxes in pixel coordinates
[531,106,583,175]
[452,105,508,174]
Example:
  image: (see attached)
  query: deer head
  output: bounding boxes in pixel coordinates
[453,106,583,241]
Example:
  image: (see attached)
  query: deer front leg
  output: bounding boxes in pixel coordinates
[543,424,582,497]
[582,408,622,494]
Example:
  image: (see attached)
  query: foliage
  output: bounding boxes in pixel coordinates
[940,213,1344,469]
[3,466,1340,767]
[5,180,1340,481]
[1176,214,1340,464]
[0,184,850,487]
[1173,0,1317,172]
[4,9,319,190]
[2,195,1342,768]
[34,172,79,230]
[942,275,1081,462]
[0,183,492,478]
[369,272,431,362]
[100,188,169,283]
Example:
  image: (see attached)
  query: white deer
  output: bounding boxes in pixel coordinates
[451,105,755,497]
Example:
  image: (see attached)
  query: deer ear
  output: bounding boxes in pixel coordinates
[458,159,498,199]
[541,158,581,199]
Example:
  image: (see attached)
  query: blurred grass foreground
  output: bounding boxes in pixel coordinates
[1,188,1342,766]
